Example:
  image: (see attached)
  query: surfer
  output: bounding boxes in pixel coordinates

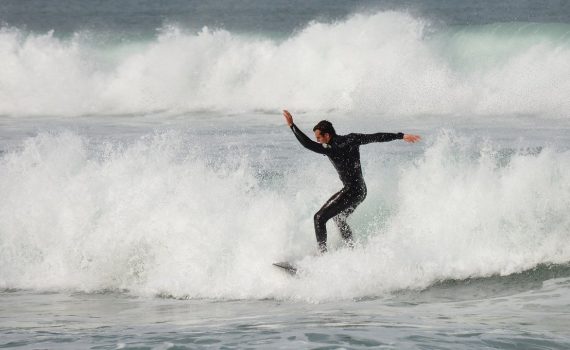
[283,110,420,253]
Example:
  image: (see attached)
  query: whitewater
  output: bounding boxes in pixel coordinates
[1,124,569,300]
[1,12,569,118]
[1,3,570,349]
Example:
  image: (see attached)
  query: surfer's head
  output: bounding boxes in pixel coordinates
[313,120,335,144]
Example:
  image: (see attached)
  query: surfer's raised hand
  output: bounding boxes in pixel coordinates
[283,110,293,127]
[403,134,421,143]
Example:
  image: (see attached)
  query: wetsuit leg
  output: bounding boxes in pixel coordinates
[333,207,356,247]
[333,189,366,247]
[314,188,366,252]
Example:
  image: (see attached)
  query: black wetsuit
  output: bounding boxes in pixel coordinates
[290,123,403,252]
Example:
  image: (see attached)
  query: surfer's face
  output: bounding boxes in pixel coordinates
[314,130,332,144]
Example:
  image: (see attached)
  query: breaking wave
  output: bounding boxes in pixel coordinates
[1,130,569,301]
[1,12,569,118]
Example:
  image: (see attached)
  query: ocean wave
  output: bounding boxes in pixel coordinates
[0,12,569,118]
[1,130,569,300]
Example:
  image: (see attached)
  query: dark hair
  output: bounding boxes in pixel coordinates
[313,120,336,136]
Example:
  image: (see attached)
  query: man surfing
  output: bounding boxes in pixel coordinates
[283,110,421,253]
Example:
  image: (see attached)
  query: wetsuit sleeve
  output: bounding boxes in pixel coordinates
[290,123,329,154]
[349,132,404,145]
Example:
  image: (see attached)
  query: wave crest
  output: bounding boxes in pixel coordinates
[1,12,569,118]
[1,130,569,300]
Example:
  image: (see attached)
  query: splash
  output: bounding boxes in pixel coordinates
[0,130,568,300]
[0,12,569,117]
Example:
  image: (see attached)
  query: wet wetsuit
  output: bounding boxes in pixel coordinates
[290,123,403,252]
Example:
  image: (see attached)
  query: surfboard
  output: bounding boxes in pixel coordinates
[272,261,297,275]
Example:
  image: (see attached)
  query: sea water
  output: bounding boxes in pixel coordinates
[1,1,570,349]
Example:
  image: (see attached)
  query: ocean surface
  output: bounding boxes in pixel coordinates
[1,1,570,349]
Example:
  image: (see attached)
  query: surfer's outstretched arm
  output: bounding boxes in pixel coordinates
[351,132,421,145]
[283,110,328,154]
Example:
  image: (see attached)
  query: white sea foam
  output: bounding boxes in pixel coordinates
[0,12,569,118]
[0,130,568,301]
